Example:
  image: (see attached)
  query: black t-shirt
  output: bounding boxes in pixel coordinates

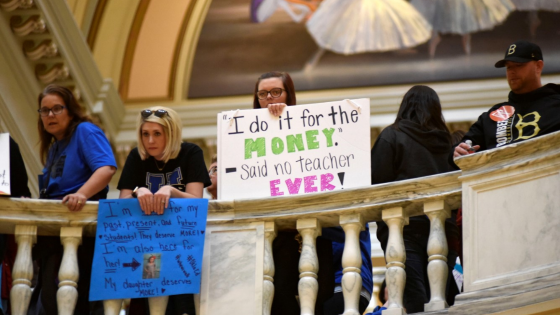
[118,142,211,193]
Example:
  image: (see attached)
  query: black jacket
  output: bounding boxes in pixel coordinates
[462,83,560,151]
[372,120,456,237]
[371,120,454,185]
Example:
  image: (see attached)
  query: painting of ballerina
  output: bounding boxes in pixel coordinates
[189,0,560,98]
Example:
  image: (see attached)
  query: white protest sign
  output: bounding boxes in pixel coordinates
[0,133,10,196]
[217,99,370,200]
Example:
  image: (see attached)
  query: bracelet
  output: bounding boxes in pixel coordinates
[131,186,139,198]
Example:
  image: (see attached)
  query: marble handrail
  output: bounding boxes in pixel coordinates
[0,171,462,236]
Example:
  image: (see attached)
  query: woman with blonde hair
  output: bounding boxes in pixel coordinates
[118,106,211,313]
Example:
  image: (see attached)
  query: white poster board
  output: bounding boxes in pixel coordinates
[0,133,11,196]
[217,99,370,200]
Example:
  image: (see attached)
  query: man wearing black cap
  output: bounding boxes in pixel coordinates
[454,40,560,157]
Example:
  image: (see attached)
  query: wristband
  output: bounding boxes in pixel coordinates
[131,186,139,198]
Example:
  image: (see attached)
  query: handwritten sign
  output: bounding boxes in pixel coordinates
[89,198,208,301]
[0,133,10,196]
[217,99,371,200]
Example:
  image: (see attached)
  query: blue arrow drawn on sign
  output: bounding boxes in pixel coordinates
[123,258,141,271]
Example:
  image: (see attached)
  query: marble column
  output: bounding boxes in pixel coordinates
[263,222,277,315]
[424,200,450,311]
[297,218,321,315]
[103,299,123,315]
[382,207,409,315]
[10,225,37,315]
[148,296,169,314]
[57,227,82,315]
[340,214,365,315]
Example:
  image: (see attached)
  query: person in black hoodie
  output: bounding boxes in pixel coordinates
[371,85,459,313]
[454,40,560,157]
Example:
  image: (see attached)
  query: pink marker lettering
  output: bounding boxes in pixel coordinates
[304,175,318,193]
[270,179,284,196]
[321,173,335,191]
[285,178,302,195]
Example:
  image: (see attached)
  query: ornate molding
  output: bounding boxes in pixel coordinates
[23,39,58,60]
[35,63,69,84]
[0,0,125,144]
[0,0,34,12]
[10,15,46,36]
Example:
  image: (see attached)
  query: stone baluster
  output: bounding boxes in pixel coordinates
[263,222,277,315]
[10,225,37,315]
[148,296,169,314]
[297,218,321,315]
[424,200,451,312]
[57,227,83,315]
[382,207,409,315]
[103,299,123,315]
[340,214,365,315]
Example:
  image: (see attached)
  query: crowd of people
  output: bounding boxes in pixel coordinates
[2,39,558,314]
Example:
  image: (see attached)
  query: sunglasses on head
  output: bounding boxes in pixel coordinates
[141,109,168,118]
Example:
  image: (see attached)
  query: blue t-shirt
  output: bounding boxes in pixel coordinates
[40,122,116,199]
[322,225,373,294]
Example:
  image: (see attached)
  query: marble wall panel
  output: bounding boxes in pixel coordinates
[199,223,264,315]
[463,167,560,292]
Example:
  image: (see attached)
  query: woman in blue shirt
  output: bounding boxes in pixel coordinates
[34,84,117,314]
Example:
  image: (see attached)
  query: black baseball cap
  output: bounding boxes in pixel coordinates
[495,40,543,68]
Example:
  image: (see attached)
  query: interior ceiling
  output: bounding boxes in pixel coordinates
[83,0,198,104]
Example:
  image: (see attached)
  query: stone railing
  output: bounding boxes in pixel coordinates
[2,131,560,315]
[0,170,461,315]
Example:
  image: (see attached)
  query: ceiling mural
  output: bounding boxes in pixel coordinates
[188,0,560,98]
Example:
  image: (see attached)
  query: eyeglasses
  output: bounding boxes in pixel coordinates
[209,166,217,176]
[141,109,168,119]
[256,88,285,100]
[38,105,66,117]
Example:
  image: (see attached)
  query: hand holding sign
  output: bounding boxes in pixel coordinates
[89,198,208,301]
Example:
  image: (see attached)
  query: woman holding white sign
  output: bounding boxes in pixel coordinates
[249,71,373,315]
[117,106,211,314]
[371,85,459,313]
[253,71,297,116]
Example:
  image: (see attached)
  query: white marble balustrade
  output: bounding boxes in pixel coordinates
[57,227,83,315]
[340,214,365,315]
[10,225,36,315]
[263,222,277,315]
[0,169,462,315]
[297,218,321,315]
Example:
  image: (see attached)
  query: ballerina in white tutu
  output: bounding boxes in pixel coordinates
[411,0,515,57]
[305,0,432,55]
[511,0,560,37]
[251,0,320,23]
